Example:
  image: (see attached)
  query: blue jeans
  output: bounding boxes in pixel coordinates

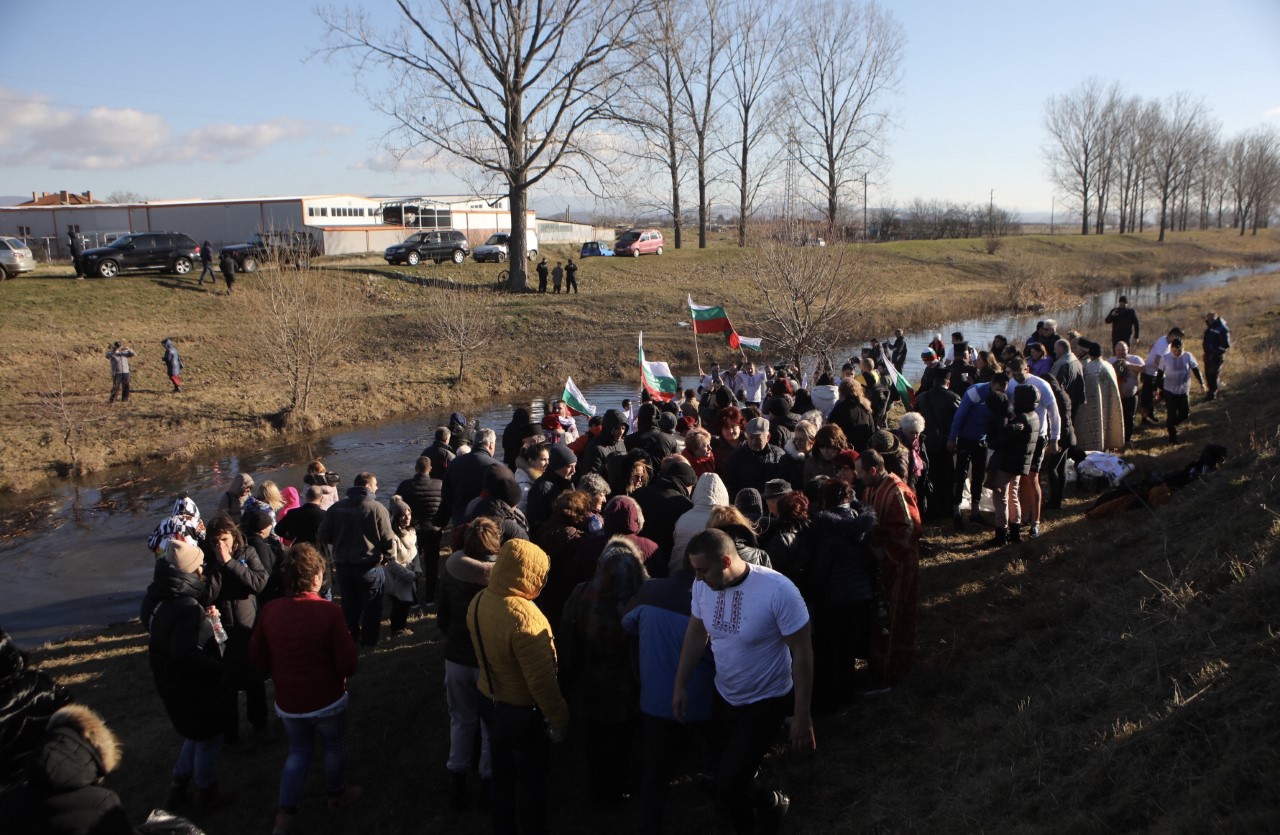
[279,710,349,812]
[336,564,384,646]
[173,736,222,790]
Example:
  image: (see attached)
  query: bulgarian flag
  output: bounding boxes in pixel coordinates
[690,294,762,352]
[561,376,596,417]
[638,332,679,402]
[687,295,734,334]
[882,352,914,409]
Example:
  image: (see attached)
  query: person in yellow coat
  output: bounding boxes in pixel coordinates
[468,539,569,835]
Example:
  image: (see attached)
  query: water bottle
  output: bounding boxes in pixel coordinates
[208,608,229,646]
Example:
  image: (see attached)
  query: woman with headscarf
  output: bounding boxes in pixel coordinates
[557,537,649,805]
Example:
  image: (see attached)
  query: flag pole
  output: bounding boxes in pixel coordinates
[692,320,702,379]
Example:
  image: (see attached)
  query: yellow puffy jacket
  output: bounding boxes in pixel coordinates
[467,539,570,732]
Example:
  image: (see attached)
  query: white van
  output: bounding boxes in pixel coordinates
[471,230,539,263]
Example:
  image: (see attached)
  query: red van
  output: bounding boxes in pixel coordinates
[614,228,664,257]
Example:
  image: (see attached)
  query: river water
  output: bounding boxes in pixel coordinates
[3,262,1276,645]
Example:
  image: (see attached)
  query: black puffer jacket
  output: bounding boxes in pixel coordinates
[141,562,224,741]
[761,519,811,580]
[502,408,533,468]
[915,385,961,451]
[721,443,784,501]
[625,404,680,466]
[629,472,695,569]
[1,705,136,835]
[436,550,495,667]
[0,629,71,792]
[806,503,877,612]
[396,473,444,535]
[989,387,1041,476]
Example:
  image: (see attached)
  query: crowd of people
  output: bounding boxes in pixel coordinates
[2,296,1233,835]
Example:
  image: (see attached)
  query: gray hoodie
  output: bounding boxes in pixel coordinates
[669,472,729,574]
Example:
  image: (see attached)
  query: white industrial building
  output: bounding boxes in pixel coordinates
[0,194,544,259]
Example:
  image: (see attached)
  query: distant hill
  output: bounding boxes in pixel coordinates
[0,195,30,207]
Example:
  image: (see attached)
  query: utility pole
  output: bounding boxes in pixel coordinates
[1050,197,1055,236]
[988,189,994,236]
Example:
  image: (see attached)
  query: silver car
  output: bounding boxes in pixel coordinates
[0,236,35,279]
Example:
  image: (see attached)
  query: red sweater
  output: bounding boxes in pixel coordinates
[249,593,357,714]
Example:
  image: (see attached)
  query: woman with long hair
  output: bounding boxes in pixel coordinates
[249,543,360,834]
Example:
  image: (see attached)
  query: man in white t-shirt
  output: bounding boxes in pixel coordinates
[674,528,814,833]
[1160,337,1204,444]
[739,361,769,407]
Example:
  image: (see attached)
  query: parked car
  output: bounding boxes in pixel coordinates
[222,230,321,272]
[614,228,664,257]
[472,230,539,263]
[579,240,614,258]
[79,232,201,278]
[0,236,35,279]
[384,229,470,266]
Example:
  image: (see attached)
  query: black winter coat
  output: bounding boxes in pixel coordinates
[501,409,533,468]
[806,504,877,613]
[629,475,693,571]
[140,562,224,741]
[915,387,961,451]
[761,520,811,580]
[1,726,136,835]
[829,398,876,451]
[396,474,444,535]
[0,629,71,792]
[275,503,325,546]
[526,472,572,534]
[721,443,784,500]
[436,449,500,527]
[421,440,456,481]
[436,552,494,667]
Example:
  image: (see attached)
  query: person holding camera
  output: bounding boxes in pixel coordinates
[105,341,135,403]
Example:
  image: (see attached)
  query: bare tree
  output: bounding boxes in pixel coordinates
[104,190,146,204]
[35,362,107,476]
[722,0,789,247]
[1043,78,1120,235]
[1229,126,1280,236]
[236,269,365,419]
[322,0,646,292]
[423,287,497,381]
[788,0,905,235]
[738,241,866,368]
[1111,95,1153,234]
[1145,94,1212,242]
[673,0,729,248]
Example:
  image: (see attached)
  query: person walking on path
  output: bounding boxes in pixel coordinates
[162,338,183,393]
[551,262,564,294]
[218,249,235,293]
[199,241,216,285]
[106,341,135,403]
[1202,311,1230,401]
[536,258,549,293]
[564,258,578,294]
[68,231,83,279]
[674,528,815,834]
[1105,295,1140,349]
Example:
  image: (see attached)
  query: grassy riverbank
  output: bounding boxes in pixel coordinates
[19,267,1280,833]
[2,228,1277,495]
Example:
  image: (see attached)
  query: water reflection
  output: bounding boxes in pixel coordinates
[2,262,1275,644]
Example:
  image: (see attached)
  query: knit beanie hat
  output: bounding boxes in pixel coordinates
[547,444,578,471]
[164,538,204,574]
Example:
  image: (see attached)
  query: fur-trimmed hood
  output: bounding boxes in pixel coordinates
[26,705,120,791]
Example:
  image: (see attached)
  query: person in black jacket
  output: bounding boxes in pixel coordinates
[203,515,269,744]
[275,485,327,546]
[1105,295,1140,348]
[914,374,960,521]
[986,385,1041,547]
[0,704,138,835]
[141,538,233,811]
[397,456,445,601]
[435,429,500,528]
[462,466,530,544]
[501,408,534,468]
[0,628,71,793]
[721,418,784,500]
[525,445,576,533]
[805,478,876,710]
[448,412,473,452]
[422,427,457,479]
[629,455,696,572]
[1040,371,1076,511]
[218,249,236,293]
[625,403,679,466]
[578,409,628,483]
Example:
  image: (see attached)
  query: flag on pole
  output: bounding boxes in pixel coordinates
[687,295,734,334]
[639,332,679,402]
[881,352,914,409]
[561,376,596,417]
[690,294,762,352]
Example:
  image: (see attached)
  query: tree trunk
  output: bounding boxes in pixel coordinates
[506,183,531,292]
[670,157,682,250]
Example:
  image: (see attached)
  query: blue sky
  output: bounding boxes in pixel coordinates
[2,0,1277,218]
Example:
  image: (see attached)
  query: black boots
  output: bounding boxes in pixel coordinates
[1008,523,1022,543]
[987,527,1008,548]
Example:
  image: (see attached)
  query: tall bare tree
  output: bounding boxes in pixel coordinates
[1228,126,1280,236]
[1145,94,1212,242]
[672,0,729,248]
[722,0,789,247]
[788,0,904,235]
[322,0,646,292]
[1043,78,1120,235]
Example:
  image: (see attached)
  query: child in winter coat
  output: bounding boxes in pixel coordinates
[385,495,422,636]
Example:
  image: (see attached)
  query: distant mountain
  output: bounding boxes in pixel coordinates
[0,195,30,207]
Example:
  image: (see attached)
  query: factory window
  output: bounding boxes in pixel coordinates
[308,207,315,217]
[17,225,31,236]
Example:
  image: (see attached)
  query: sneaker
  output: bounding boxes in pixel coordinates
[759,790,790,834]
[1029,522,1040,538]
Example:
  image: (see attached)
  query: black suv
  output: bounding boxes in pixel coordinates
[222,231,321,272]
[80,232,201,278]
[384,230,469,266]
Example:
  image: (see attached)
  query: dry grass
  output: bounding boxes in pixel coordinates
[17,271,1280,833]
[2,229,1278,496]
